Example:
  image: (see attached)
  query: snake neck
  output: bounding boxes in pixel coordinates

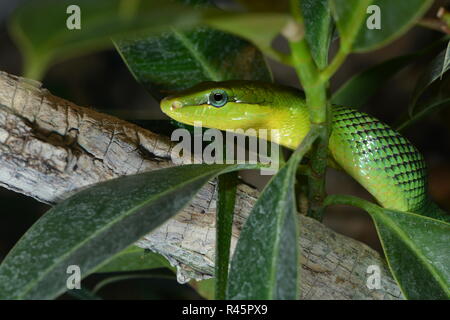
[267,104,311,150]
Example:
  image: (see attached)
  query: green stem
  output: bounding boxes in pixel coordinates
[306,123,330,220]
[265,48,294,66]
[324,194,378,212]
[288,1,329,220]
[317,0,374,85]
[290,43,329,219]
[318,47,348,84]
[289,40,327,124]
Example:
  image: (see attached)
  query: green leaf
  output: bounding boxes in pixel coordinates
[333,36,450,107]
[226,130,319,300]
[94,245,174,273]
[331,0,432,52]
[330,0,373,51]
[332,54,415,107]
[397,98,450,131]
[227,165,297,299]
[409,41,450,115]
[114,26,272,100]
[215,172,238,300]
[326,195,450,300]
[397,75,450,131]
[374,210,450,299]
[10,0,212,79]
[353,0,433,52]
[300,0,333,69]
[205,13,290,64]
[0,164,253,299]
[113,0,272,98]
[440,41,450,79]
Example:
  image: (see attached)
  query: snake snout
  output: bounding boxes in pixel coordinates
[161,97,183,115]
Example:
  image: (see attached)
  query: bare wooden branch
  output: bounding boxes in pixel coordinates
[0,71,403,299]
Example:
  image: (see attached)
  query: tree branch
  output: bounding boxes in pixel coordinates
[0,71,403,299]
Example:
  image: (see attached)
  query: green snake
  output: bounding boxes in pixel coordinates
[160,80,447,220]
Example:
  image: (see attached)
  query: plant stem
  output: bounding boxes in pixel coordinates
[318,47,348,84]
[324,194,378,213]
[288,31,327,124]
[288,1,330,220]
[305,124,329,220]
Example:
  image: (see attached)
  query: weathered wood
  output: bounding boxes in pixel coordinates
[0,71,403,299]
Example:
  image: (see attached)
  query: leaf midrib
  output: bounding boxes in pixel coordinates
[10,165,233,299]
[171,28,222,81]
[374,210,450,298]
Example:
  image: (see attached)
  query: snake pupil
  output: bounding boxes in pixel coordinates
[209,90,228,107]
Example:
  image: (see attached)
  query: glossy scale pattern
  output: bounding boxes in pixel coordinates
[329,106,428,214]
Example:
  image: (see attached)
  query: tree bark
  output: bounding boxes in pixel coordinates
[0,71,403,300]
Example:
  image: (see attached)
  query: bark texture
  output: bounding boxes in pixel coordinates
[0,71,403,299]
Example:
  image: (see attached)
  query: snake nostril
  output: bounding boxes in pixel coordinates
[171,101,183,110]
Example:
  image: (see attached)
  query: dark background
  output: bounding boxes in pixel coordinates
[0,0,449,299]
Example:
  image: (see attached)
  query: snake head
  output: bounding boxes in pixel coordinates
[160,81,274,130]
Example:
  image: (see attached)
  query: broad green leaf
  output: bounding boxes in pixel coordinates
[333,36,450,107]
[332,54,415,107]
[94,245,174,273]
[330,0,373,51]
[226,165,297,299]
[114,27,272,100]
[331,0,432,52]
[373,210,450,299]
[205,13,290,63]
[409,41,450,115]
[325,195,450,300]
[215,172,238,300]
[113,0,272,100]
[0,164,253,299]
[398,71,450,131]
[353,0,433,52]
[227,130,319,300]
[300,0,333,69]
[397,98,450,131]
[10,0,214,79]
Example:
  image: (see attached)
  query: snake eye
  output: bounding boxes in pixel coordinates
[209,90,228,108]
